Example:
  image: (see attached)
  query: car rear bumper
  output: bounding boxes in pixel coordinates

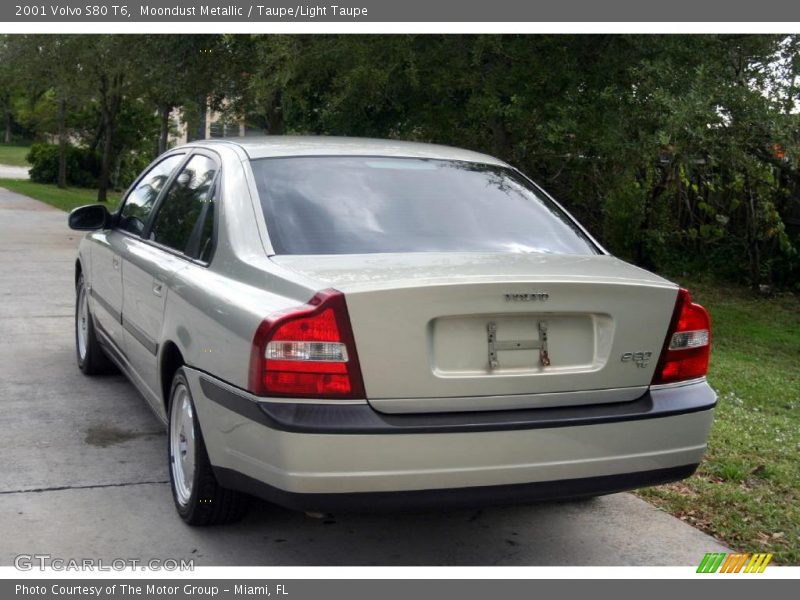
[185,368,715,511]
[212,463,699,513]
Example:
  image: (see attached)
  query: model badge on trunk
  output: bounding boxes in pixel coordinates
[621,351,653,368]
[504,293,549,301]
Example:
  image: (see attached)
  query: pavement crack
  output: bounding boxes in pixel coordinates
[0,479,169,495]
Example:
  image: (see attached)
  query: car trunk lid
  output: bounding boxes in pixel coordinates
[270,253,678,413]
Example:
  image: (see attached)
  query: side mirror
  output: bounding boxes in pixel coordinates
[68,204,110,231]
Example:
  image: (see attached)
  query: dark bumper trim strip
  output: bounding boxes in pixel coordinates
[198,376,716,435]
[213,463,700,513]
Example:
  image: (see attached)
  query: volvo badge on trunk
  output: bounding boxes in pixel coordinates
[504,293,549,302]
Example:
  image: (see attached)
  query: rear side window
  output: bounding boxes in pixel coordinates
[251,157,598,255]
[118,154,184,236]
[150,154,218,256]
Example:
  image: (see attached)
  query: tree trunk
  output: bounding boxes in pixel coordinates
[266,92,283,135]
[57,96,67,189]
[88,120,104,154]
[490,116,512,159]
[636,166,669,271]
[97,110,113,203]
[746,185,762,288]
[158,103,171,154]
[96,72,123,203]
[196,95,207,140]
[3,108,11,144]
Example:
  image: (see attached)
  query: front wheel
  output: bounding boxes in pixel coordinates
[168,368,249,525]
[75,273,114,375]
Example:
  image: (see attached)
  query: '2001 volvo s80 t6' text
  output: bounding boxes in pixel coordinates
[68,136,715,525]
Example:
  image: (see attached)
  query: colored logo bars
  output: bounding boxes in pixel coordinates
[697,552,773,573]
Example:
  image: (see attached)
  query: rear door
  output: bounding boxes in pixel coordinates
[121,152,220,403]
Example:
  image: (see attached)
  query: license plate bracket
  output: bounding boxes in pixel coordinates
[487,320,550,369]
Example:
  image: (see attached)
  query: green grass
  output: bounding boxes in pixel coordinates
[0,144,31,167]
[638,278,800,564]
[0,178,120,211]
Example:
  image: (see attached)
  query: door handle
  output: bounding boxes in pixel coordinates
[152,281,163,297]
[112,256,120,270]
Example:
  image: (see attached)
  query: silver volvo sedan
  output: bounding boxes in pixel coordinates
[68,136,715,525]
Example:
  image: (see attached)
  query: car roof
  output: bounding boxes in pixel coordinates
[195,135,508,166]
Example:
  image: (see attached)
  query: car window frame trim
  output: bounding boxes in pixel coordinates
[142,150,212,240]
[145,149,222,259]
[112,148,222,269]
[184,176,219,261]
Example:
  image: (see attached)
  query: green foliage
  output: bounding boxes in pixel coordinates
[3,33,800,286]
[108,98,160,187]
[26,143,100,188]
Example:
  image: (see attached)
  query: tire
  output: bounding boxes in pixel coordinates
[168,368,250,525]
[75,273,115,375]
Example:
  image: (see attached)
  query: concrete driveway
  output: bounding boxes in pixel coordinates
[0,187,728,566]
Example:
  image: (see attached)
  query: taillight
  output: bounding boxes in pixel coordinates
[652,288,712,385]
[248,289,366,398]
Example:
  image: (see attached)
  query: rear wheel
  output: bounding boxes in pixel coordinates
[168,368,249,525]
[75,273,114,375]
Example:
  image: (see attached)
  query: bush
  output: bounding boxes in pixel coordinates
[115,151,152,192]
[27,143,101,188]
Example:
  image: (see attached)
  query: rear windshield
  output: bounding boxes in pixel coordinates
[250,156,598,255]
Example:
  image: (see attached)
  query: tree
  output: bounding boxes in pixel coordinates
[75,35,142,202]
[4,33,798,287]
[138,35,225,153]
[27,36,85,188]
[0,38,19,144]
